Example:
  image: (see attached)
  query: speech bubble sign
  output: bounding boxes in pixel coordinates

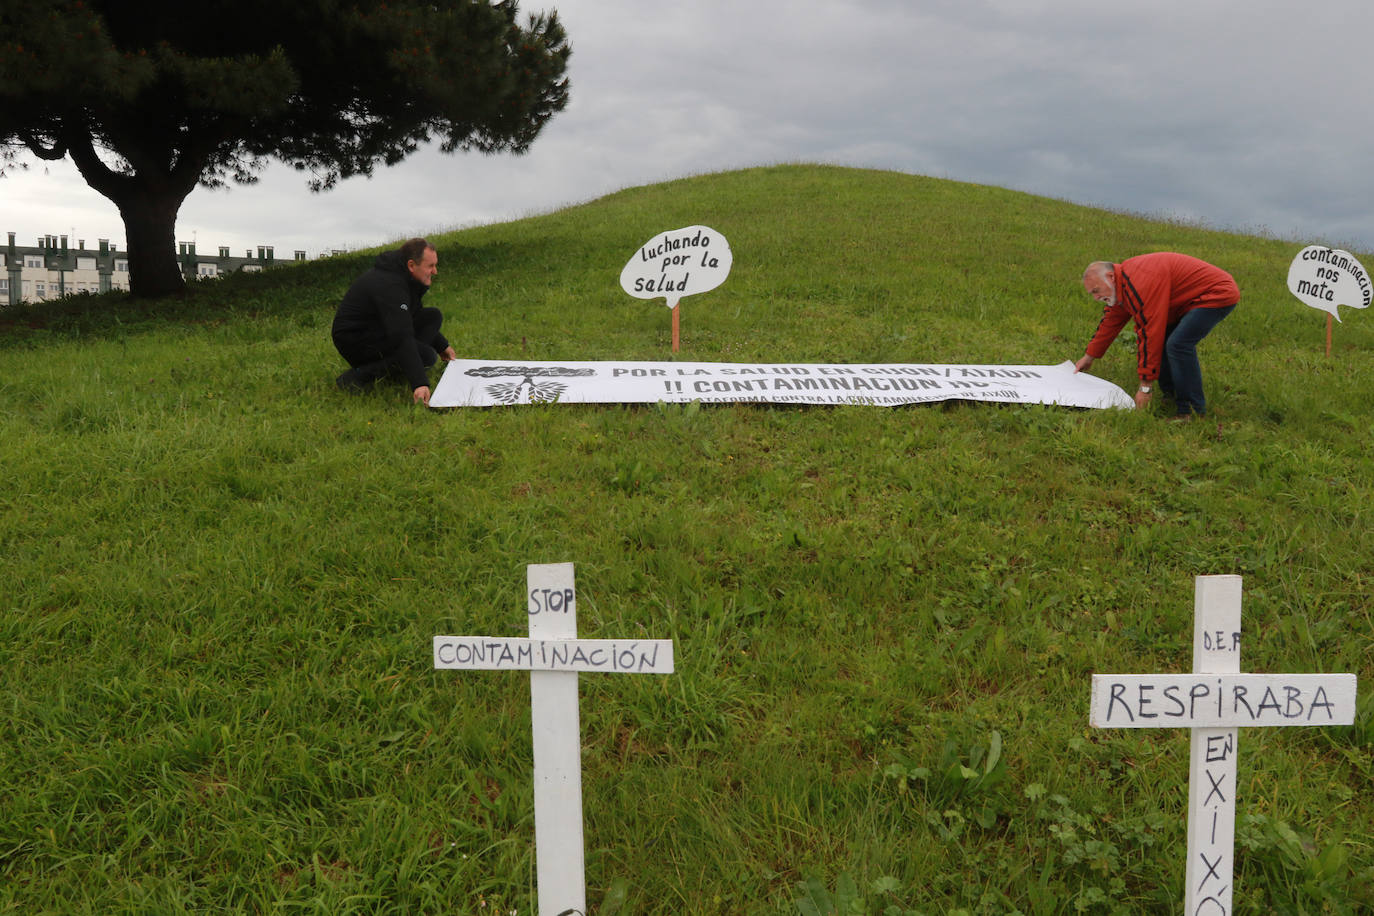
[620,225,732,309]
[1287,245,1372,322]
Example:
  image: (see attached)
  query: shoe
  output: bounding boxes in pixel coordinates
[336,368,375,393]
[1169,413,1194,423]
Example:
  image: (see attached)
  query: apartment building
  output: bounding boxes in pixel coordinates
[2,232,311,306]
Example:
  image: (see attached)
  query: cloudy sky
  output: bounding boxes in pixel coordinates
[6,0,1374,258]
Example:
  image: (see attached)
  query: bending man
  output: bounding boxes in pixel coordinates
[332,237,457,405]
[1074,253,1238,418]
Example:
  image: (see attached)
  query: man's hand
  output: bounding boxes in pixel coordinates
[1134,388,1152,410]
[441,346,458,362]
[413,385,432,406]
[1073,354,1095,374]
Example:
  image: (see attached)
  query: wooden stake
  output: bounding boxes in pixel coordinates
[671,303,680,353]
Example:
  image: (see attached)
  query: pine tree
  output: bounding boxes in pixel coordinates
[0,0,570,297]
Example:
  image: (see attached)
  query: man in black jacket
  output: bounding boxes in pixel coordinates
[332,237,457,405]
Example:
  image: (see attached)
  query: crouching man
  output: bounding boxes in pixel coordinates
[332,237,457,405]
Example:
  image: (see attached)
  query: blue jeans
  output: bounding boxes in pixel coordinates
[1157,304,1236,415]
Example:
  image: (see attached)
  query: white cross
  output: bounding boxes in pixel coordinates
[433,563,675,916]
[1089,575,1357,915]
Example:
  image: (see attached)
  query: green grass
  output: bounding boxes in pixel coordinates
[2,165,1372,915]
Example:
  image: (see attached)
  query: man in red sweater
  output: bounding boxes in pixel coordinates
[1073,252,1239,418]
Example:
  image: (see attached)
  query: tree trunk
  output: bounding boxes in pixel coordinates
[117,191,189,298]
[63,133,200,301]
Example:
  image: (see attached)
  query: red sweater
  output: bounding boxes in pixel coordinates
[1085,252,1239,382]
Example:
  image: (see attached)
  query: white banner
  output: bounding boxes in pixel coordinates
[430,359,1131,409]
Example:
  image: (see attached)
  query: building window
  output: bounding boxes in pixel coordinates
[115,259,128,272]
[0,278,8,294]
[197,263,218,277]
[76,256,97,271]
[25,255,44,268]
[36,281,47,298]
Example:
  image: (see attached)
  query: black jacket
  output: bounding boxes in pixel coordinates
[332,251,449,389]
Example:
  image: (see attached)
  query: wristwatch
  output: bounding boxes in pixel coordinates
[1138,385,1152,394]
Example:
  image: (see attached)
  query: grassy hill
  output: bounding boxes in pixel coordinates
[2,165,1371,914]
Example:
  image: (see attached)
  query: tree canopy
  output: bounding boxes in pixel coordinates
[0,0,571,297]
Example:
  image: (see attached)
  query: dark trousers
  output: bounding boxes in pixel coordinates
[333,307,444,381]
[1157,304,1236,416]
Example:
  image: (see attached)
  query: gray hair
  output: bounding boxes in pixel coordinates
[1083,261,1114,280]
